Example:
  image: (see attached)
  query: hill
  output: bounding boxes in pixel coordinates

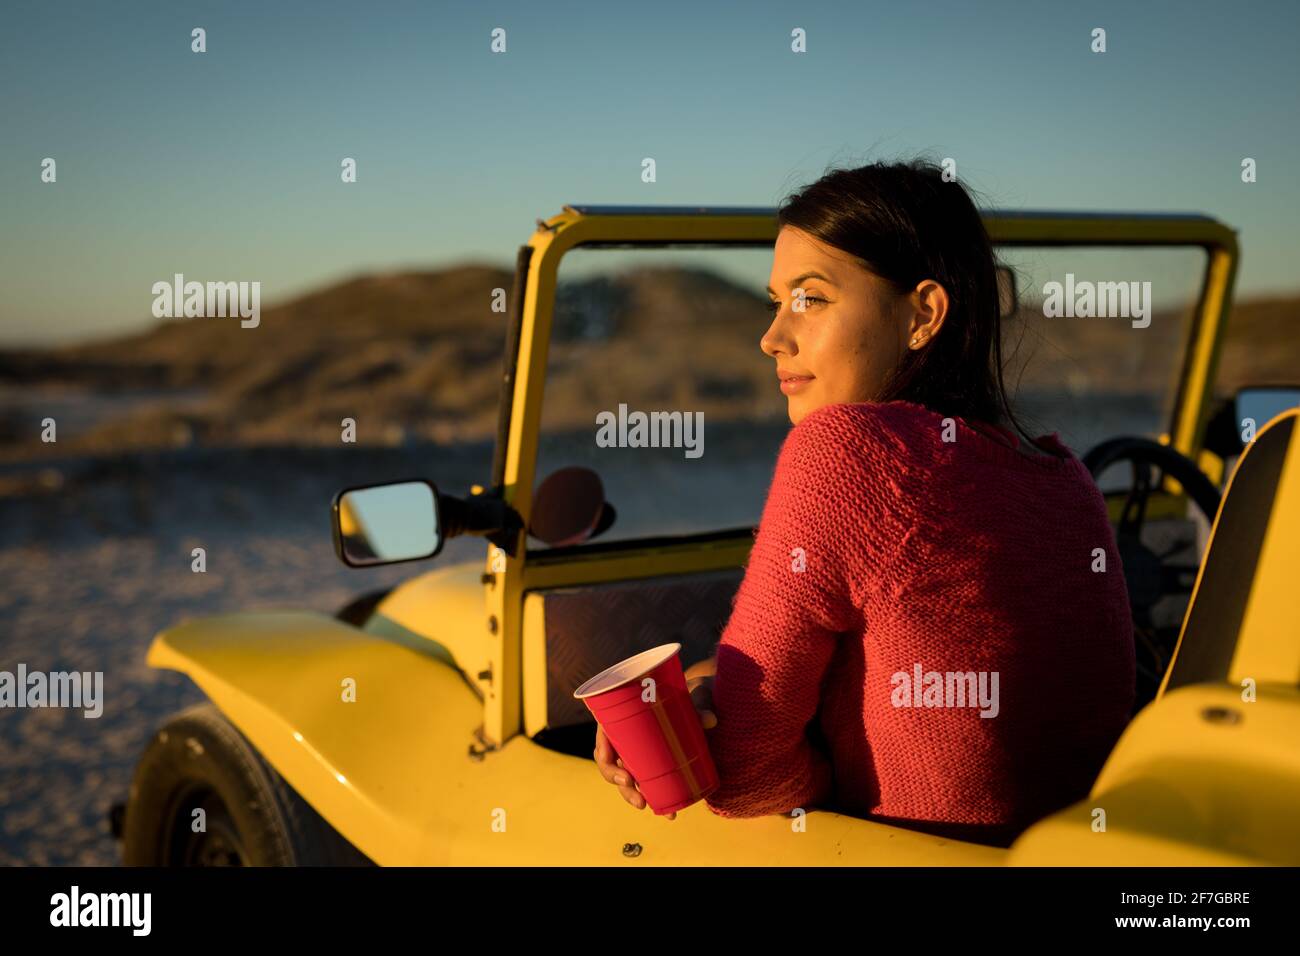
[0,262,1294,457]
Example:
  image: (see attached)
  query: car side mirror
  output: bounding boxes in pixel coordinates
[332,480,526,567]
[1235,386,1300,439]
[332,480,443,567]
[1203,385,1300,462]
[330,467,615,567]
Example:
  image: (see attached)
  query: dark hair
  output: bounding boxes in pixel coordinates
[777,159,1031,441]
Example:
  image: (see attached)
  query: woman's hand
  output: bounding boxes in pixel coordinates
[686,673,717,730]
[593,656,718,821]
[594,723,649,812]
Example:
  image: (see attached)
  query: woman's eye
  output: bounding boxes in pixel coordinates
[764,297,826,312]
[766,296,824,313]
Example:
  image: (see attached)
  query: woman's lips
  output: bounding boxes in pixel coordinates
[778,374,814,395]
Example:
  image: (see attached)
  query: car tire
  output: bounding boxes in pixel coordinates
[122,703,374,866]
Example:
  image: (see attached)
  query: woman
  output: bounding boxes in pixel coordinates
[593,160,1135,847]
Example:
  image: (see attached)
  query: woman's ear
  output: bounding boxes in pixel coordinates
[905,279,950,350]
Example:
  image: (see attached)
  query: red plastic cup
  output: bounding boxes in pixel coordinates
[574,642,719,815]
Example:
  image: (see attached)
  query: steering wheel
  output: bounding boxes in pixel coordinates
[1081,437,1222,713]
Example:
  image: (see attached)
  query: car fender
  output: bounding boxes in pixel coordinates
[366,559,492,696]
[148,609,1015,866]
[147,609,483,865]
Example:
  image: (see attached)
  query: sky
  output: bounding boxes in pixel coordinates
[2,0,1298,345]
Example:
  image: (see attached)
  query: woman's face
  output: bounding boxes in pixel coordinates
[762,225,946,424]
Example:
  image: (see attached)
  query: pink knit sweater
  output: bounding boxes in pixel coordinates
[703,400,1134,842]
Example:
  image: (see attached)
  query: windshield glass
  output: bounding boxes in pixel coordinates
[997,246,1206,461]
[530,242,1207,550]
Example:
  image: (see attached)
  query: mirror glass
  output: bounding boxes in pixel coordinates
[1236,387,1300,436]
[336,481,439,566]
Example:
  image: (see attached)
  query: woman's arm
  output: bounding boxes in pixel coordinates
[703,408,876,819]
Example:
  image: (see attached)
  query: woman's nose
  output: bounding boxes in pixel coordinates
[760,311,794,358]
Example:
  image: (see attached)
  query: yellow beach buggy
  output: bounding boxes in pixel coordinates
[121,205,1300,866]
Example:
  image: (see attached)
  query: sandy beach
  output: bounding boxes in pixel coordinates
[0,442,494,865]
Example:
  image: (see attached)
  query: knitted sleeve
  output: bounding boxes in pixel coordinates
[703,403,916,818]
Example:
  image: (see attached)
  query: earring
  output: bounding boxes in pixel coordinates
[910,334,923,347]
